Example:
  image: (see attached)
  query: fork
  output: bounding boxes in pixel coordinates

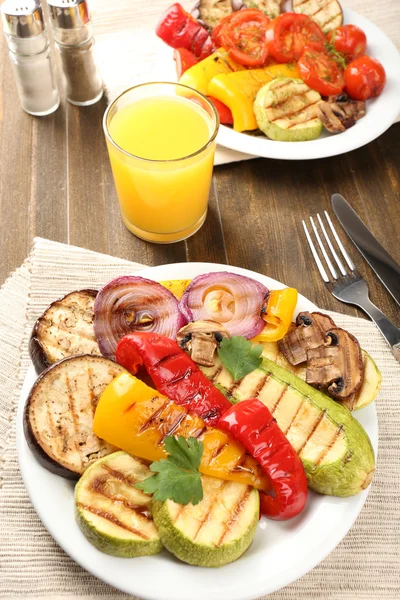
[303,211,400,364]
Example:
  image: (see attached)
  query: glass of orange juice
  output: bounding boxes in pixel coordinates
[103,82,219,243]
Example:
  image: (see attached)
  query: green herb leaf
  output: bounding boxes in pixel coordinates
[218,336,263,382]
[135,436,204,506]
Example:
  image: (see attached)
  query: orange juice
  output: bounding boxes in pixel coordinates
[104,87,218,243]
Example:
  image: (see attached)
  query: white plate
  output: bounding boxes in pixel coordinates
[156,7,400,160]
[17,262,378,600]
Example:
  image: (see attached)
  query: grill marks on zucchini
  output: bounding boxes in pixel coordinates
[75,452,162,557]
[152,476,259,567]
[25,356,126,476]
[292,0,343,33]
[205,358,346,467]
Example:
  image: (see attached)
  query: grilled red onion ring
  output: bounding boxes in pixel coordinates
[179,271,268,339]
[94,276,187,360]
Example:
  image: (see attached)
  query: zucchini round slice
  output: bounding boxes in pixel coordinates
[152,476,259,567]
[75,452,163,557]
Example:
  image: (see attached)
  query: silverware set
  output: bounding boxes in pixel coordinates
[303,194,400,363]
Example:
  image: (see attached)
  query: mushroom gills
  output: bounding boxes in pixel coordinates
[278,311,336,365]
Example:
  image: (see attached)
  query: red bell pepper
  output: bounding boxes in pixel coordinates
[207,96,234,125]
[174,48,198,78]
[155,3,213,60]
[115,332,231,427]
[218,399,308,520]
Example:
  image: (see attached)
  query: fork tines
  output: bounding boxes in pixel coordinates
[302,211,357,283]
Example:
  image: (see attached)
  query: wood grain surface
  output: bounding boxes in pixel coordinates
[0,0,399,329]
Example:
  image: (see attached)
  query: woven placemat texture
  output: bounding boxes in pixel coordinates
[0,237,399,600]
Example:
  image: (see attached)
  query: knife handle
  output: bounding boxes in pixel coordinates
[356,297,400,364]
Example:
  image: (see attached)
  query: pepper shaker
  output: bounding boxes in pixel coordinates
[48,0,103,106]
[1,0,60,116]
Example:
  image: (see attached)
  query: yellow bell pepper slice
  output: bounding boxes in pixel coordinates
[159,279,191,300]
[208,63,300,132]
[251,288,298,343]
[179,49,244,96]
[93,373,268,491]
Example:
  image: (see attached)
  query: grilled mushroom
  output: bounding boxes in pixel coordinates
[306,328,364,399]
[177,320,229,367]
[317,94,366,133]
[192,0,233,29]
[278,312,336,365]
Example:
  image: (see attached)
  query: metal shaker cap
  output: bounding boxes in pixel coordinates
[47,0,90,29]
[1,0,44,38]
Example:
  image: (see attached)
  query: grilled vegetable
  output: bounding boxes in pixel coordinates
[219,399,308,520]
[242,0,281,19]
[179,49,244,96]
[201,356,375,497]
[159,279,191,300]
[254,78,322,141]
[252,287,298,343]
[155,3,213,59]
[152,475,259,567]
[262,341,381,411]
[29,289,99,374]
[292,0,343,34]
[75,452,163,557]
[208,63,300,132]
[93,373,269,491]
[194,0,233,30]
[115,332,231,426]
[24,355,126,479]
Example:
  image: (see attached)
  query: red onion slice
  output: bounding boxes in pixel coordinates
[179,271,268,339]
[94,276,187,360]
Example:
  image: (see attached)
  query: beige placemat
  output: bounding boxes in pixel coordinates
[0,237,399,599]
[91,0,400,166]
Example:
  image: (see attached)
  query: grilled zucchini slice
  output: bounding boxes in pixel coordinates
[260,342,382,411]
[30,289,100,373]
[24,355,126,478]
[292,0,343,34]
[152,475,259,567]
[75,452,162,557]
[254,78,322,142]
[202,357,375,497]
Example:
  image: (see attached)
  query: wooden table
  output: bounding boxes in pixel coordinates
[0,0,399,326]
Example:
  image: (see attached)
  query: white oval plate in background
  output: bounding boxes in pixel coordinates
[17,263,378,600]
[155,7,400,160]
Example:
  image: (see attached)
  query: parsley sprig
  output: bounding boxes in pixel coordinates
[135,436,204,506]
[218,336,263,382]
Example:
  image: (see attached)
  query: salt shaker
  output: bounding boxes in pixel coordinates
[1,0,60,116]
[48,0,103,106]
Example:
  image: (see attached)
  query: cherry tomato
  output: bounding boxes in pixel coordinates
[211,13,235,48]
[327,25,367,61]
[298,48,345,96]
[266,13,325,63]
[220,9,270,67]
[207,96,233,125]
[344,55,386,100]
[173,48,198,78]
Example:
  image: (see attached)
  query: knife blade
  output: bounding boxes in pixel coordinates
[332,193,400,308]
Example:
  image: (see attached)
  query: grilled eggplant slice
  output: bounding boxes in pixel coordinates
[201,356,375,497]
[75,452,162,557]
[254,78,322,142]
[24,355,126,479]
[193,0,233,29]
[30,289,99,373]
[292,0,343,33]
[152,475,259,567]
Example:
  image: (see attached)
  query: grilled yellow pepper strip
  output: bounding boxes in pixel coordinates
[208,63,300,131]
[179,48,244,96]
[93,373,269,491]
[251,288,298,343]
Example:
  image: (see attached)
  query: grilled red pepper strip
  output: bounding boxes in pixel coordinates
[155,3,213,60]
[115,332,231,427]
[218,399,308,520]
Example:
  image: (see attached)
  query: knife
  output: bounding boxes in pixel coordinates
[332,193,400,308]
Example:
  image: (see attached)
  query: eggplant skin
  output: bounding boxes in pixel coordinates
[29,289,99,374]
[24,355,126,480]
